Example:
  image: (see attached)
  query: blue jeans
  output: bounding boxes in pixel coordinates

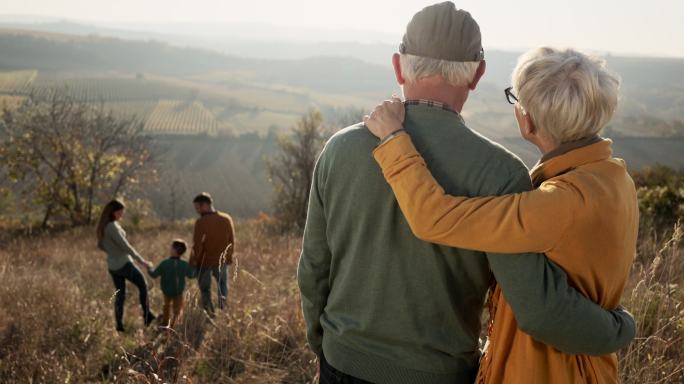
[197,264,228,314]
[109,262,151,328]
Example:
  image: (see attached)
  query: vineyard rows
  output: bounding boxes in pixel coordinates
[144,100,221,135]
[0,70,37,93]
[0,70,301,135]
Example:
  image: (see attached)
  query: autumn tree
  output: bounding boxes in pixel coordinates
[0,92,156,228]
[267,109,327,232]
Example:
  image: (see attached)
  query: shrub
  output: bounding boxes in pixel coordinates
[632,165,684,237]
[267,109,326,233]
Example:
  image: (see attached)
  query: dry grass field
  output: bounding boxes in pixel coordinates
[0,219,315,383]
[0,219,681,383]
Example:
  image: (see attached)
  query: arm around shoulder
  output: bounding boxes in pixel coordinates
[487,170,634,355]
[490,252,635,355]
[373,135,575,254]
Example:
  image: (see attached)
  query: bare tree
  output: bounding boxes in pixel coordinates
[267,109,327,232]
[0,91,156,228]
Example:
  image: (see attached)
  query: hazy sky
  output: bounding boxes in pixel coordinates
[2,0,683,57]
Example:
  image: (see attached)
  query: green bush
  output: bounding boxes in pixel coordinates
[633,165,684,236]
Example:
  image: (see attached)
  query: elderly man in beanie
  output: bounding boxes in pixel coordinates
[297,2,635,383]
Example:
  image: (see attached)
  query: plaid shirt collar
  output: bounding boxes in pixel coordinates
[404,99,463,122]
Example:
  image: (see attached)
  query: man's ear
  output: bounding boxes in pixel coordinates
[468,60,486,90]
[392,53,405,85]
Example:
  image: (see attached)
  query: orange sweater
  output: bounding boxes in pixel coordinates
[190,211,235,268]
[373,134,638,384]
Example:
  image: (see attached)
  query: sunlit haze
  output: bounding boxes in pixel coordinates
[1,0,683,57]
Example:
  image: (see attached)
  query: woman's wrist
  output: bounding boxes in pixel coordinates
[377,129,407,148]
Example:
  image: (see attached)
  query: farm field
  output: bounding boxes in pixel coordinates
[0,68,376,137]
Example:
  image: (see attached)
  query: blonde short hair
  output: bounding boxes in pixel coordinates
[400,53,480,87]
[512,47,620,143]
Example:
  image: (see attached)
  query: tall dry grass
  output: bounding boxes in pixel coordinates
[0,220,315,383]
[619,222,684,383]
[0,219,681,383]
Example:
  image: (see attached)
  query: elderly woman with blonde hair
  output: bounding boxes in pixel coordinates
[364,47,638,383]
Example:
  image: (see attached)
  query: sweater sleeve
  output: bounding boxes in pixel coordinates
[374,134,635,354]
[488,171,634,354]
[297,152,332,358]
[373,133,575,254]
[109,223,145,264]
[226,215,235,262]
[190,220,203,267]
[186,263,198,279]
[148,261,162,278]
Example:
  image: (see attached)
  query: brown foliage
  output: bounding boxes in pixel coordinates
[0,90,156,228]
[266,109,326,233]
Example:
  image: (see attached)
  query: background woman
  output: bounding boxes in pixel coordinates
[96,199,155,332]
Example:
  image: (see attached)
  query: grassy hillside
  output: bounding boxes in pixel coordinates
[0,219,681,383]
[147,135,279,219]
[2,131,679,221]
[143,135,684,220]
[0,30,392,136]
[1,30,683,138]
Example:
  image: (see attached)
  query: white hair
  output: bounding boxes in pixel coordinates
[512,47,620,144]
[400,53,480,87]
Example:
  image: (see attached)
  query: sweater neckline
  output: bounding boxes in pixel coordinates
[530,139,613,187]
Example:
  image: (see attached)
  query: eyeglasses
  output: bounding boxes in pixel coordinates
[504,87,519,105]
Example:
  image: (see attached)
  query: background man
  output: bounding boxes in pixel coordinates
[190,192,235,315]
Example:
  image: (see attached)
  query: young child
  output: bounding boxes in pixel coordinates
[147,239,196,328]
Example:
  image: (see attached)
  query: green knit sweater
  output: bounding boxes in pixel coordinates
[298,104,635,384]
[148,256,196,297]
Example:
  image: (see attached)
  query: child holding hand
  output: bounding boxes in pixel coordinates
[148,239,196,328]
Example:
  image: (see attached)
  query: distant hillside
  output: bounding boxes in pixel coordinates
[0,29,394,93]
[148,134,278,218]
[0,29,397,135]
[0,28,683,138]
[148,134,684,219]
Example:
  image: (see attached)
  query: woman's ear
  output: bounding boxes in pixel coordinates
[515,105,536,137]
[392,53,405,86]
[523,112,535,135]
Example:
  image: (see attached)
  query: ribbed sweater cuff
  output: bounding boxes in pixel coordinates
[372,133,419,169]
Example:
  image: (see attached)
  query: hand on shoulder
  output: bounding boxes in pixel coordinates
[364,97,406,140]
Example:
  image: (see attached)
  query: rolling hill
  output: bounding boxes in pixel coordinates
[0,27,682,218]
[1,28,684,138]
